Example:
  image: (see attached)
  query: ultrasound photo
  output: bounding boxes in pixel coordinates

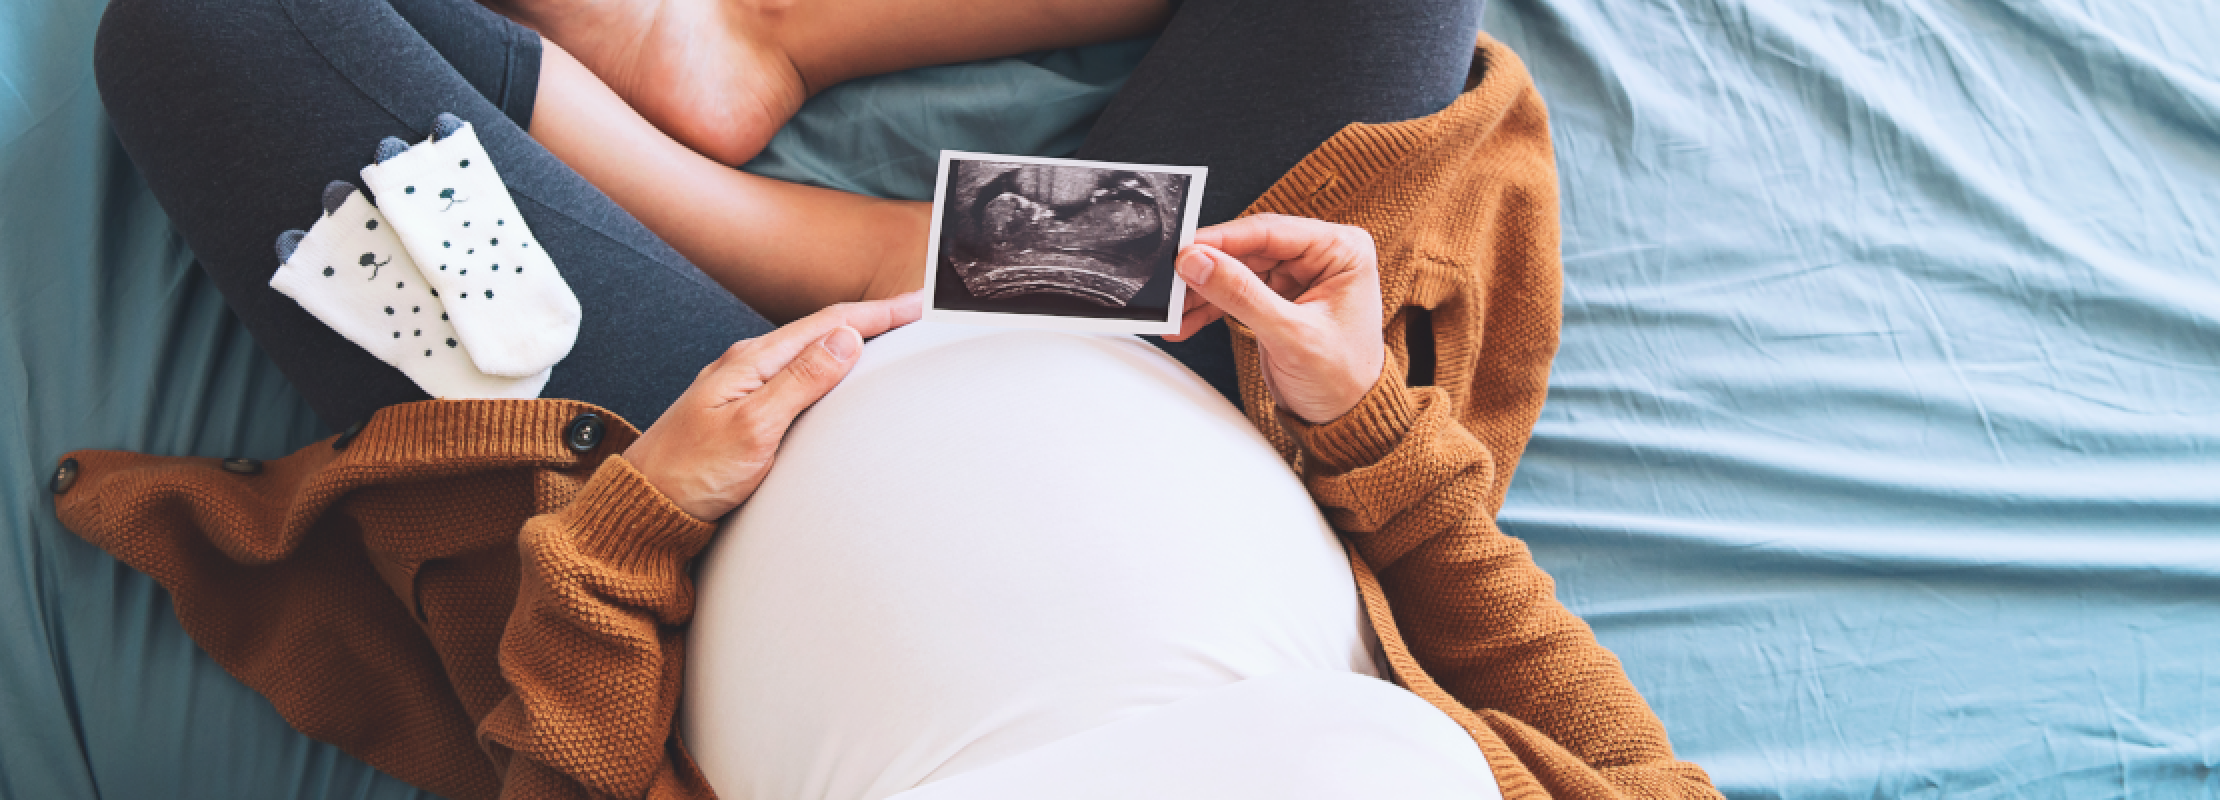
[923,152,1207,334]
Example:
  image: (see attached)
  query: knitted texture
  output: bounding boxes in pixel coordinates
[51,34,1718,800]
[54,400,715,800]
[1241,34,1719,799]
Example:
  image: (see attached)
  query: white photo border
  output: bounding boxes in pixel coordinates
[922,150,1208,335]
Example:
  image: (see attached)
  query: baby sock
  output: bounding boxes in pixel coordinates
[358,113,581,378]
[270,180,551,400]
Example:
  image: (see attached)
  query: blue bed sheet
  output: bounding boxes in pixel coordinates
[0,0,1141,795]
[1487,0,2220,795]
[1,1,364,796]
[7,0,2220,796]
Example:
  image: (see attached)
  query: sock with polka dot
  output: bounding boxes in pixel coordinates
[359,113,580,378]
[269,180,551,399]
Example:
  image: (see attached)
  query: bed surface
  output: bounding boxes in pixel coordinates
[5,0,2218,796]
[0,1,1139,795]
[1489,1,2220,794]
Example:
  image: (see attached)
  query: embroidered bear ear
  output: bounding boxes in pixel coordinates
[322,180,358,216]
[432,113,466,141]
[275,229,307,263]
[375,136,410,164]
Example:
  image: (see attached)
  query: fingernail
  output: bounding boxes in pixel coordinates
[821,326,862,361]
[1177,248,1214,285]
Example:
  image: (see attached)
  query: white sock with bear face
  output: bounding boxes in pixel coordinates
[358,113,581,378]
[270,180,552,400]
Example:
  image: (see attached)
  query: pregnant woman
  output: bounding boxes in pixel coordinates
[677,217,1489,800]
[61,0,1722,795]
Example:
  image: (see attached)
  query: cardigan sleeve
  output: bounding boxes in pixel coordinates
[1287,380,1721,799]
[476,454,720,800]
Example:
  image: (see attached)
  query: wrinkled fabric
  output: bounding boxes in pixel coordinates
[1488,1,2220,796]
[0,0,1142,794]
[10,0,2220,795]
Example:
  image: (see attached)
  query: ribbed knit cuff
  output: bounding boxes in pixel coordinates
[551,455,715,573]
[1288,372,1421,474]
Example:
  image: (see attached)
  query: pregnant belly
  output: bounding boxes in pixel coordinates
[682,324,1376,800]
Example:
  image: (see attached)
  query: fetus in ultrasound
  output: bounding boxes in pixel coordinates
[943,162,1191,309]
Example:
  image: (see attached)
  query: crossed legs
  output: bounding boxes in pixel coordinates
[528,41,931,324]
[96,0,1479,429]
[514,0,1187,323]
[495,0,1170,167]
[520,0,1485,403]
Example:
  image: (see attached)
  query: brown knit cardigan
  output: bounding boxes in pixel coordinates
[51,34,1719,800]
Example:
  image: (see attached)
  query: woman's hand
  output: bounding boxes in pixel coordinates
[626,291,924,520]
[1167,214,1385,425]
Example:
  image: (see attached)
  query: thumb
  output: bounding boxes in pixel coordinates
[749,325,865,425]
[1177,244,1301,342]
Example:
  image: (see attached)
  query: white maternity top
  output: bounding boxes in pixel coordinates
[681,323,1497,800]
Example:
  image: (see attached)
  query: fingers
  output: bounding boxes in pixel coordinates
[1193,213,1353,262]
[1174,302,1225,340]
[1179,216,1386,424]
[628,292,912,521]
[1193,214,1374,290]
[1176,244,1307,345]
[709,291,921,383]
[1170,278,1219,341]
[746,324,866,433]
[623,326,863,523]
[841,289,926,338]
[773,290,920,359]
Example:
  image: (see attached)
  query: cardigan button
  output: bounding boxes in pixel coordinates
[564,413,603,453]
[221,458,263,475]
[50,458,79,495]
[332,420,366,451]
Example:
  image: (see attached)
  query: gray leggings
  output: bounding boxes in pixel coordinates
[94,0,1483,431]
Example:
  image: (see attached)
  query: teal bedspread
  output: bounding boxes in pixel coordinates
[0,0,1138,795]
[7,0,2219,796]
[1489,1,2220,795]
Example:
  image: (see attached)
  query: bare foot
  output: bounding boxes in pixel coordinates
[492,0,807,167]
